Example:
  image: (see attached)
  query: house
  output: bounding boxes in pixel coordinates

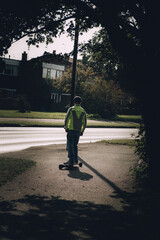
[0,57,20,95]
[20,51,72,111]
[0,51,72,111]
[0,57,20,109]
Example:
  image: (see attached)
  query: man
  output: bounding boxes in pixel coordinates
[64,96,87,168]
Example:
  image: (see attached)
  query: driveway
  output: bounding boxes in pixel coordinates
[0,142,143,240]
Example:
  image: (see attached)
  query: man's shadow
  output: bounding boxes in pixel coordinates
[68,167,93,181]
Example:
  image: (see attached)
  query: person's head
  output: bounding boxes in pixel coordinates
[74,96,82,105]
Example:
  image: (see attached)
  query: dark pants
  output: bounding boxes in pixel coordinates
[67,130,81,165]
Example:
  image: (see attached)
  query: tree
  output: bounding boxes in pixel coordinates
[0,0,160,184]
[56,62,129,117]
[97,0,160,185]
[80,29,140,114]
[80,29,120,82]
[0,0,99,54]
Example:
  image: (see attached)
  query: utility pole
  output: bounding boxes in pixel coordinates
[70,18,79,106]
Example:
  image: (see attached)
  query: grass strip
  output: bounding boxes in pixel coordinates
[0,110,141,122]
[0,120,64,127]
[88,114,142,123]
[116,115,142,123]
[0,110,66,119]
[0,157,36,187]
[100,139,137,146]
[88,122,139,128]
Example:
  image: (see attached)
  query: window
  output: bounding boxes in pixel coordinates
[5,65,14,75]
[43,68,47,78]
[43,67,63,80]
[47,68,51,78]
[51,93,61,103]
[56,70,63,79]
[51,69,56,79]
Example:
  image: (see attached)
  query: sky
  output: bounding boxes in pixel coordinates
[4,27,100,61]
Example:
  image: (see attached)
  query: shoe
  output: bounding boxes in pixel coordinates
[64,159,74,169]
[64,160,70,165]
[68,163,73,169]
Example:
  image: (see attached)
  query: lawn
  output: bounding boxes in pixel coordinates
[0,157,36,187]
[115,115,142,123]
[0,110,141,121]
[0,110,66,119]
[100,139,137,146]
[0,110,141,128]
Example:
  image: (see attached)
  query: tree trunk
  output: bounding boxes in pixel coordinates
[140,61,160,186]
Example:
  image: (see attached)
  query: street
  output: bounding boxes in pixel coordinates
[0,127,138,153]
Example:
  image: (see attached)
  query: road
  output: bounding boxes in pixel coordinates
[0,127,138,153]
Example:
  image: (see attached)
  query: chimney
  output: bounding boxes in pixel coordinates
[22,51,27,62]
[64,54,69,61]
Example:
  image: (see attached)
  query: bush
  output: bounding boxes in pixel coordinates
[131,124,149,186]
[135,125,148,164]
[17,95,30,113]
[0,97,18,110]
[82,79,125,118]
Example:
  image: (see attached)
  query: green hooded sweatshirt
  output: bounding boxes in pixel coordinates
[64,104,87,133]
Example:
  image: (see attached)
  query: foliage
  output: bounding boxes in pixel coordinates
[1,0,159,66]
[56,62,126,118]
[57,60,137,117]
[79,29,140,115]
[135,125,148,164]
[80,28,121,81]
[131,124,149,186]
[83,79,123,117]
[17,95,30,113]
[0,97,18,110]
[0,0,99,55]
[130,160,149,186]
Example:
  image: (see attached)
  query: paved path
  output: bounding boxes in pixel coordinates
[0,142,143,240]
[0,118,108,124]
[0,117,137,125]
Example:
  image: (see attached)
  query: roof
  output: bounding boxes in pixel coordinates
[29,52,72,66]
[0,57,20,66]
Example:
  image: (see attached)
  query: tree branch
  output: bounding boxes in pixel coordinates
[11,14,76,45]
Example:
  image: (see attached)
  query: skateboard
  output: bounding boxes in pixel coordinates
[59,162,82,170]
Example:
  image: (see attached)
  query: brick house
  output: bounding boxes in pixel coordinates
[0,52,72,111]
[0,57,19,93]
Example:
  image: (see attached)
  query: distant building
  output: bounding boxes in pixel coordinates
[0,51,72,111]
[0,57,19,94]
[21,51,72,111]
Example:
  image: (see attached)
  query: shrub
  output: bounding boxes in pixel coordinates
[131,124,149,186]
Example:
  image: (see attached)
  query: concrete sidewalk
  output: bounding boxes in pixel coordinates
[0,117,138,126]
[0,142,139,240]
[0,118,109,123]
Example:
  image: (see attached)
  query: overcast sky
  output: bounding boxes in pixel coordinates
[4,27,100,61]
